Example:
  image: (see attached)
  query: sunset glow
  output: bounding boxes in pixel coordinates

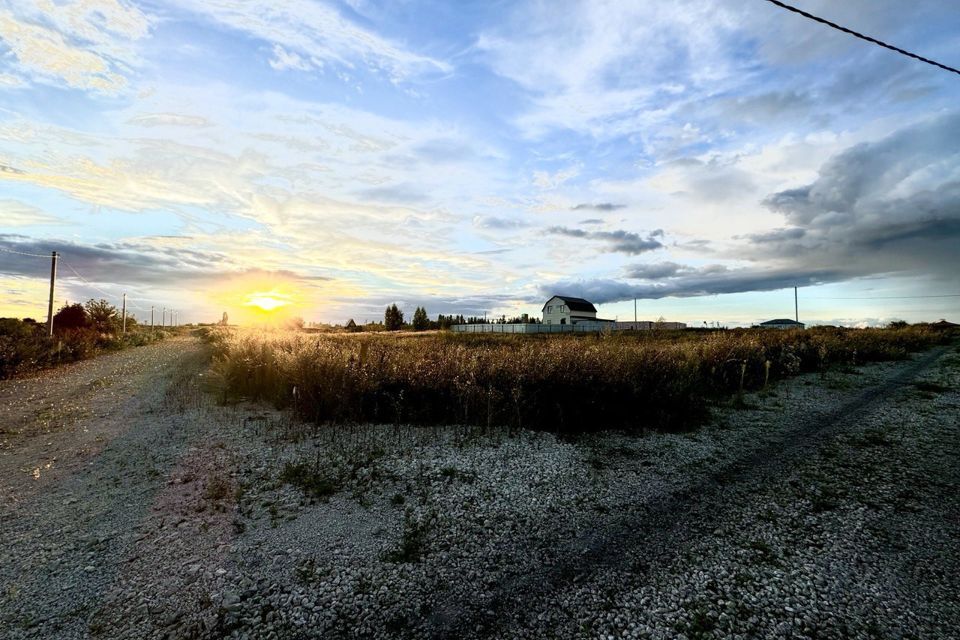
[244,293,290,313]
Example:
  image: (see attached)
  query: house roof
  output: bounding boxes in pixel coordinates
[760,318,803,325]
[543,295,597,312]
[930,319,959,329]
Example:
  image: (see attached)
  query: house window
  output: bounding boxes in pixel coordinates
[547,305,553,313]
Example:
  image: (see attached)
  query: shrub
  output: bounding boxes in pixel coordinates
[0,316,166,379]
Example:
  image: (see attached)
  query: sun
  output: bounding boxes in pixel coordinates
[243,291,291,312]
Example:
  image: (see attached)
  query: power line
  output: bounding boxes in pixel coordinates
[0,245,51,258]
[805,294,960,300]
[762,0,960,76]
[59,258,148,312]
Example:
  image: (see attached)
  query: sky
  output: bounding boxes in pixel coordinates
[1,0,959,327]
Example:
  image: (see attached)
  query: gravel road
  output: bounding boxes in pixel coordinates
[0,338,957,639]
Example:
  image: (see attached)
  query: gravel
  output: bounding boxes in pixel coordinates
[0,338,958,639]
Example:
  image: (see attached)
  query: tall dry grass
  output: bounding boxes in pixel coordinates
[202,325,945,433]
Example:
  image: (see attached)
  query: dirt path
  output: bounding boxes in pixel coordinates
[0,337,213,638]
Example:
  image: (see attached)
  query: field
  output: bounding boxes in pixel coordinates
[1,327,958,640]
[204,325,946,432]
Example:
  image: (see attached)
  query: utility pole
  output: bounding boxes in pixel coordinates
[46,251,58,337]
[794,286,799,323]
[634,298,637,323]
[121,293,127,334]
[150,306,154,331]
[161,306,165,328]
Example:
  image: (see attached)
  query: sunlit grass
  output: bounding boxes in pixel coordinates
[201,325,946,433]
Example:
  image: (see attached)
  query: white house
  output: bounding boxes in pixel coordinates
[542,295,613,325]
[758,318,805,330]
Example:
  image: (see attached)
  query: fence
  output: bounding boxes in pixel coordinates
[451,321,686,334]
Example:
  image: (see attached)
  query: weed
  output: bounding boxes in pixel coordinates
[279,461,339,499]
[383,509,431,563]
[913,380,948,393]
[204,475,232,501]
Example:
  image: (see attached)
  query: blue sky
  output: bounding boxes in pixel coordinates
[1,0,959,326]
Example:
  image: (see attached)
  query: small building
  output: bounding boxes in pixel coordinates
[758,318,805,330]
[542,295,613,325]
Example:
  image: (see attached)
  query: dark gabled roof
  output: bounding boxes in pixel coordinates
[760,318,803,325]
[543,295,597,312]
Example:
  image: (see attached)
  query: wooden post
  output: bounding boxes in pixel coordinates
[161,306,165,328]
[121,293,127,334]
[794,286,798,323]
[46,251,58,337]
[151,305,154,330]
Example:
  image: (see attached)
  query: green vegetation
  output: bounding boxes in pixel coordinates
[0,300,173,379]
[204,324,945,433]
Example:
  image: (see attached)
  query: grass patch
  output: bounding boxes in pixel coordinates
[279,461,339,500]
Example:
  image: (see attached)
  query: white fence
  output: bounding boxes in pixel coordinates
[450,321,686,334]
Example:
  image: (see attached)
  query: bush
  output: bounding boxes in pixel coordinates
[0,317,167,379]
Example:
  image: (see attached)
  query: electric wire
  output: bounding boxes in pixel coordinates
[0,245,52,258]
[762,0,960,76]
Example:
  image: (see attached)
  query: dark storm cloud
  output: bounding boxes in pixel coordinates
[739,227,806,244]
[759,111,960,278]
[540,267,846,305]
[570,203,625,211]
[546,226,664,255]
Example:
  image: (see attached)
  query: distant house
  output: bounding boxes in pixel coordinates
[758,318,805,330]
[929,319,959,331]
[542,295,613,325]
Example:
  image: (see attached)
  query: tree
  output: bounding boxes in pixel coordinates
[53,303,89,331]
[384,304,404,331]
[85,299,119,333]
[284,316,305,331]
[412,306,429,331]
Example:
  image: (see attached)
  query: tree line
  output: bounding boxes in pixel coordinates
[339,306,541,333]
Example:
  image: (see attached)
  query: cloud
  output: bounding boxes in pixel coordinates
[0,199,62,226]
[174,0,451,82]
[473,216,528,230]
[128,113,212,128]
[760,111,960,277]
[571,202,625,211]
[546,226,664,255]
[624,261,690,280]
[0,234,330,301]
[268,44,314,71]
[739,227,806,244]
[532,165,580,190]
[541,266,845,305]
[0,0,150,94]
[578,218,604,225]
